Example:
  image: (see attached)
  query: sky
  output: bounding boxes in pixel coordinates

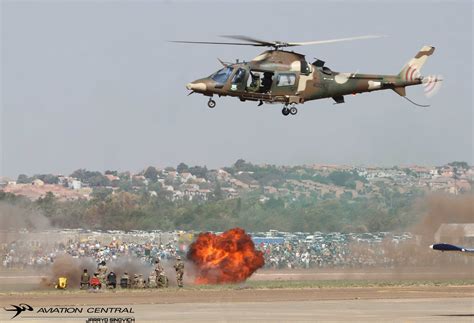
[1,0,472,178]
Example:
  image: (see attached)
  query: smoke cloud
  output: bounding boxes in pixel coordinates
[0,202,51,243]
[411,193,473,244]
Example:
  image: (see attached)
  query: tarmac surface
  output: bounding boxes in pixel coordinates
[1,268,473,322]
[113,298,473,322]
[0,286,473,322]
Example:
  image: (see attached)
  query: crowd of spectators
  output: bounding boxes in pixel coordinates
[1,230,465,270]
[257,235,411,269]
[1,238,181,269]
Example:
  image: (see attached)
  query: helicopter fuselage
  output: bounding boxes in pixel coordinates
[186,48,433,115]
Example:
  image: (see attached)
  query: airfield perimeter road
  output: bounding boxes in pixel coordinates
[0,286,473,322]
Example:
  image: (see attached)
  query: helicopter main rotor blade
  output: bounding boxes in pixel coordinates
[171,35,386,49]
[287,35,385,47]
[169,40,266,46]
[220,35,275,47]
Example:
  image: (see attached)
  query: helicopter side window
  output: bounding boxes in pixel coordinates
[276,73,296,87]
[211,67,234,84]
[246,71,262,93]
[231,68,246,84]
[301,61,311,75]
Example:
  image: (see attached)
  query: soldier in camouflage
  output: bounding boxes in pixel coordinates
[80,269,89,290]
[120,272,130,288]
[154,259,168,288]
[132,274,139,289]
[147,271,157,288]
[173,256,184,288]
[137,274,145,288]
[97,261,108,287]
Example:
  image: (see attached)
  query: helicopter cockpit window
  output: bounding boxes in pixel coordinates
[276,73,296,87]
[211,67,234,84]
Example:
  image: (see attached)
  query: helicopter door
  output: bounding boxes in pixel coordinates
[272,72,298,95]
[230,68,247,92]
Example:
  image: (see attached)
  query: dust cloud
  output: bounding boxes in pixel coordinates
[0,202,51,243]
[343,193,474,279]
[411,193,473,244]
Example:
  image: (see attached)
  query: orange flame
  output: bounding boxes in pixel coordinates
[187,228,264,284]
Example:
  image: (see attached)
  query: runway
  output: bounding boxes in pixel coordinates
[1,298,472,322]
[0,286,472,322]
[126,298,474,322]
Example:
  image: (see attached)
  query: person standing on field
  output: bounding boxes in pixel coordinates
[154,259,168,288]
[173,256,184,288]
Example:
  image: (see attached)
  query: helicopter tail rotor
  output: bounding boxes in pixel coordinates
[399,74,443,108]
[422,74,443,98]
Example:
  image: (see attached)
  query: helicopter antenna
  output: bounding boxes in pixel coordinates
[171,34,385,50]
[401,74,443,107]
[401,96,430,108]
[217,58,230,67]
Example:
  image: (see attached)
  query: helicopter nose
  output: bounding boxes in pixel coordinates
[186,82,207,91]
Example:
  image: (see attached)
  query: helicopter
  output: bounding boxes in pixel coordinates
[173,35,442,116]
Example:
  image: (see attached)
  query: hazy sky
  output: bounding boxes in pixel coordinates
[1,0,472,178]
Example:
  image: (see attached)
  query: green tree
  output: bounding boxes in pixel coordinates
[17,174,31,184]
[234,159,253,170]
[144,166,158,182]
[265,197,285,209]
[35,174,59,184]
[71,169,108,186]
[448,161,469,169]
[212,182,223,201]
[88,175,110,187]
[188,165,208,179]
[177,163,189,173]
[37,191,57,217]
[92,187,113,200]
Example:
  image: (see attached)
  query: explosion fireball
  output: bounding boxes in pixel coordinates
[187,228,264,284]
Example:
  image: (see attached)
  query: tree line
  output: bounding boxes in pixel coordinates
[0,187,426,233]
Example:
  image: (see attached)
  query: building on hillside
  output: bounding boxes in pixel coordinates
[264,186,278,194]
[221,187,239,199]
[69,179,82,190]
[179,172,195,182]
[428,177,456,194]
[105,174,120,182]
[216,169,231,180]
[32,179,45,186]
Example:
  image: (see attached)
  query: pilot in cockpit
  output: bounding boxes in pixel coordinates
[248,73,261,92]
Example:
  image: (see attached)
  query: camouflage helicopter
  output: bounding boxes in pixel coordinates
[173,35,441,116]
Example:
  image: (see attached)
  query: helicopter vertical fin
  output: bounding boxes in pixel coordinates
[392,86,406,96]
[398,46,435,81]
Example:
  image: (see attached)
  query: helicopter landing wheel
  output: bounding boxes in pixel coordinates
[282,107,290,116]
[208,98,216,109]
[290,106,298,115]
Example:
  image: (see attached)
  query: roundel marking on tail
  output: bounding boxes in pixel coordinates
[405,65,420,82]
